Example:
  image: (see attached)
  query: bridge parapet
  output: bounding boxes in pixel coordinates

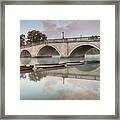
[20,36,100,49]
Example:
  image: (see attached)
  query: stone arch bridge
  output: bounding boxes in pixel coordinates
[20,36,100,58]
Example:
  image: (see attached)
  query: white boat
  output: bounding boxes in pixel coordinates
[65,61,84,66]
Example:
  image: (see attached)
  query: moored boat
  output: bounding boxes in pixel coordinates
[35,63,65,69]
[59,60,85,66]
[20,65,34,72]
[65,61,84,66]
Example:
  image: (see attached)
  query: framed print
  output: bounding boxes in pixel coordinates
[0,0,119,119]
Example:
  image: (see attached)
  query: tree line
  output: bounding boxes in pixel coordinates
[20,30,47,46]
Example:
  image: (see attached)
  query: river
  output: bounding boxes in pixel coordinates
[20,57,100,100]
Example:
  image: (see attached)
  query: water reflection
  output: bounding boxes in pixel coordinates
[75,62,100,71]
[21,65,100,81]
[20,57,100,100]
[20,73,27,79]
[20,73,100,100]
[20,58,31,65]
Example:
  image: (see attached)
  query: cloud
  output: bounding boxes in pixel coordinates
[41,20,100,38]
[42,21,57,31]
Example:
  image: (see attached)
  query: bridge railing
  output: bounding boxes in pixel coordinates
[48,37,100,43]
[20,36,100,49]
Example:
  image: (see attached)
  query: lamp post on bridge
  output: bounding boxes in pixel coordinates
[62,32,68,56]
[62,32,65,39]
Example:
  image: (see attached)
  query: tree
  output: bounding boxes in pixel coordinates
[27,30,47,43]
[20,34,25,46]
[41,33,47,41]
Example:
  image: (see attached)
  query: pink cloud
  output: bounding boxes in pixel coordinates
[41,20,100,38]
[42,21,57,31]
[66,21,82,29]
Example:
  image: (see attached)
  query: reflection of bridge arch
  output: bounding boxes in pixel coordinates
[68,43,100,57]
[36,45,62,57]
[20,50,31,58]
[89,66,100,73]
[75,62,100,73]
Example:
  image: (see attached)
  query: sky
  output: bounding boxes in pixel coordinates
[20,20,100,39]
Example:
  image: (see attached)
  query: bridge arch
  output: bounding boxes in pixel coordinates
[20,50,31,58]
[68,43,100,57]
[36,45,63,57]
